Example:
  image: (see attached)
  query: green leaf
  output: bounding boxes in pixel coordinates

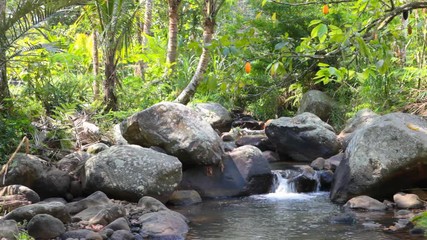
[311,24,328,43]
[262,0,268,7]
[309,20,323,27]
[272,13,277,21]
[274,42,286,51]
[355,36,371,59]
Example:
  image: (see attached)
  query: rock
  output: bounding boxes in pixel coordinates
[192,102,232,132]
[337,109,379,150]
[0,185,40,203]
[110,230,135,240]
[231,115,264,130]
[4,201,71,223]
[180,145,273,198]
[344,195,387,211]
[262,150,280,162]
[86,143,109,154]
[265,112,340,162]
[235,135,274,152]
[394,193,424,209]
[83,145,182,202]
[324,152,343,171]
[104,217,130,231]
[27,214,65,239]
[297,90,334,121]
[318,170,334,191]
[137,196,169,214]
[0,219,19,240]
[330,112,427,203]
[167,190,202,206]
[138,211,189,238]
[66,191,111,214]
[121,102,224,166]
[87,205,127,226]
[330,213,356,225]
[73,118,101,145]
[60,229,102,240]
[0,153,71,199]
[113,123,128,145]
[311,157,326,170]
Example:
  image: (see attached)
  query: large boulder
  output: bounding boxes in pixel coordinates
[297,90,334,121]
[121,102,224,166]
[337,109,379,150]
[180,145,273,198]
[192,102,232,132]
[265,112,340,162]
[0,153,71,199]
[330,112,427,203]
[82,145,182,202]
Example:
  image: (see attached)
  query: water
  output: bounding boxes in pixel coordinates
[172,171,423,240]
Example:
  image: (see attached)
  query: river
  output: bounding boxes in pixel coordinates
[172,172,425,240]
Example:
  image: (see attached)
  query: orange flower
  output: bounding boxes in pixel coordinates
[245,61,251,74]
[323,4,329,15]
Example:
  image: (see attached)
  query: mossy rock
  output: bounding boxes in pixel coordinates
[411,211,427,235]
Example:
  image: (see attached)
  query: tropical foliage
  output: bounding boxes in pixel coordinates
[1,0,427,162]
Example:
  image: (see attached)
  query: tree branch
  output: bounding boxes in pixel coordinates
[271,0,356,6]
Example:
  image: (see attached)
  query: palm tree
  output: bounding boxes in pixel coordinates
[175,0,225,104]
[0,0,86,109]
[92,0,141,111]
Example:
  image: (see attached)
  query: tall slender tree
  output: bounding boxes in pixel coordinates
[0,0,9,107]
[164,0,181,77]
[93,0,141,111]
[175,0,225,104]
[92,30,100,100]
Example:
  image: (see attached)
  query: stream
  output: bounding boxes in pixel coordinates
[172,170,425,240]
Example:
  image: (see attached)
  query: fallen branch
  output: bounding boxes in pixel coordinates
[1,136,29,185]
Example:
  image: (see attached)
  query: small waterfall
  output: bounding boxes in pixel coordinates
[270,169,322,194]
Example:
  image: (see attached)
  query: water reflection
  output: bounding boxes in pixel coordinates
[172,192,418,240]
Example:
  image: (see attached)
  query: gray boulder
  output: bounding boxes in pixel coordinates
[337,109,379,149]
[330,112,427,203]
[0,185,40,203]
[265,112,340,162]
[121,102,224,166]
[138,211,189,238]
[0,153,71,199]
[297,90,334,121]
[192,102,232,132]
[4,201,71,223]
[167,190,202,206]
[180,145,273,198]
[344,195,387,211]
[27,214,65,239]
[0,219,19,240]
[393,193,424,209]
[83,145,182,202]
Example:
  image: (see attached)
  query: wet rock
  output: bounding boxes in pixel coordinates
[311,157,326,170]
[344,195,387,211]
[60,229,102,240]
[121,102,224,166]
[87,204,127,226]
[318,170,334,191]
[262,150,280,162]
[410,227,425,236]
[331,113,427,203]
[137,196,169,213]
[138,211,188,238]
[0,219,19,240]
[27,214,65,239]
[0,185,40,203]
[83,145,182,202]
[330,213,356,225]
[104,217,130,231]
[337,109,379,150]
[0,153,71,198]
[324,152,343,171]
[297,90,334,121]
[167,190,202,206]
[110,229,135,240]
[277,167,318,193]
[86,143,109,154]
[192,102,232,132]
[265,112,340,162]
[394,193,424,209]
[4,201,71,223]
[180,145,273,198]
[66,191,111,215]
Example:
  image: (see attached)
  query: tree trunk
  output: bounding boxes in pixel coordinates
[135,0,152,81]
[103,51,118,111]
[92,30,100,100]
[0,0,10,108]
[175,17,215,104]
[164,0,181,77]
